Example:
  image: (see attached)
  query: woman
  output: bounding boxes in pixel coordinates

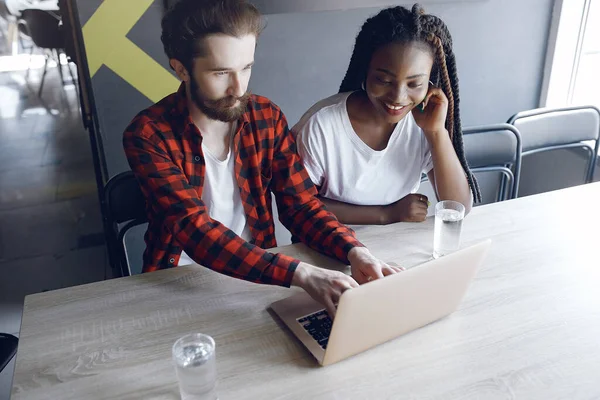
[293,4,479,225]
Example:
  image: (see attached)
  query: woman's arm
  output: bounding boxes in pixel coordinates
[413,85,473,213]
[426,131,473,213]
[320,194,429,225]
[319,196,388,225]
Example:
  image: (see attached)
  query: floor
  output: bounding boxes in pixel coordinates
[0,42,110,399]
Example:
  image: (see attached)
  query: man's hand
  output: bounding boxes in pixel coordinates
[291,262,359,317]
[347,247,404,284]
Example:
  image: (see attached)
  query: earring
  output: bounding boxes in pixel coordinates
[361,81,366,91]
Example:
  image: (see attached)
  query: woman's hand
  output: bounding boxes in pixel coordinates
[411,83,449,142]
[383,193,430,223]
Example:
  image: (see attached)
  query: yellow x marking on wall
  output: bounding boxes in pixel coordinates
[82,0,179,102]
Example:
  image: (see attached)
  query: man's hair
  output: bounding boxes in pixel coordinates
[161,0,263,71]
[339,4,480,202]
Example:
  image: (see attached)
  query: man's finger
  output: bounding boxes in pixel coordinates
[385,262,405,272]
[381,265,397,276]
[368,265,385,280]
[345,276,360,289]
[354,273,368,285]
[324,297,337,318]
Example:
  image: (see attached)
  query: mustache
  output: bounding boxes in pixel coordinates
[205,92,252,109]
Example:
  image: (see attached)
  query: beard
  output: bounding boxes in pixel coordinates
[189,76,251,122]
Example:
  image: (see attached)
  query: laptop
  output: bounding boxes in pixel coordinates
[270,239,491,366]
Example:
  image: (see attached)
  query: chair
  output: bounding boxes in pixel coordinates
[419,124,522,206]
[0,333,18,373]
[104,171,148,277]
[20,8,76,97]
[507,106,600,192]
[462,124,522,202]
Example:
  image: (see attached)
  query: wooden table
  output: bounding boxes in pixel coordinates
[12,183,600,399]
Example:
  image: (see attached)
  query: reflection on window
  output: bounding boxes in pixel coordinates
[571,0,599,107]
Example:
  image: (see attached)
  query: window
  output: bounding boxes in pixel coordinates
[570,0,599,107]
[541,0,600,108]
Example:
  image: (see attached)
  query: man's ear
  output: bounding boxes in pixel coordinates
[170,59,190,82]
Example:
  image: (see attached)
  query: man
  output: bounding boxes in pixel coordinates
[123,0,402,315]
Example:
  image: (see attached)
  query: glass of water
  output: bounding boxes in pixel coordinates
[172,333,218,400]
[433,200,465,259]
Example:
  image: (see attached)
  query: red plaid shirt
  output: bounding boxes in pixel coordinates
[123,84,363,286]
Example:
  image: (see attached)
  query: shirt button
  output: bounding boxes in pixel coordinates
[169,258,175,264]
[194,155,201,162]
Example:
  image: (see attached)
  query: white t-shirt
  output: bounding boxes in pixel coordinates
[178,137,252,266]
[293,91,433,206]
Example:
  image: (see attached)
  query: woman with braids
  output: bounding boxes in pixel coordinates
[293,4,479,225]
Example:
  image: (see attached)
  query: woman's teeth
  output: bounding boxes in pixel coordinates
[384,103,405,111]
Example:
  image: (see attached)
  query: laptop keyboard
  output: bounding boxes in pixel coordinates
[297,309,332,350]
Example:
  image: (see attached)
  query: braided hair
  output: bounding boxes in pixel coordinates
[339,4,480,202]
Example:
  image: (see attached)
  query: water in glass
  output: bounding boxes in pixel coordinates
[173,335,218,400]
[433,208,463,258]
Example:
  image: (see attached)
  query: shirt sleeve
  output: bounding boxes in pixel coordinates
[294,115,326,188]
[271,108,364,264]
[123,116,299,287]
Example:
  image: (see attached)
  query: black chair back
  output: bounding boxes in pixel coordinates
[104,171,148,276]
[105,171,147,224]
[0,333,18,373]
[21,8,63,49]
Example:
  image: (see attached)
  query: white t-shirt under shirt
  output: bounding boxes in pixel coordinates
[293,91,434,206]
[178,134,252,266]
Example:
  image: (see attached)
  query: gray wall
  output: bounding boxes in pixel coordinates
[252,0,553,128]
[89,0,554,177]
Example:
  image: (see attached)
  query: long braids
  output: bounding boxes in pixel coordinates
[339,4,481,203]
